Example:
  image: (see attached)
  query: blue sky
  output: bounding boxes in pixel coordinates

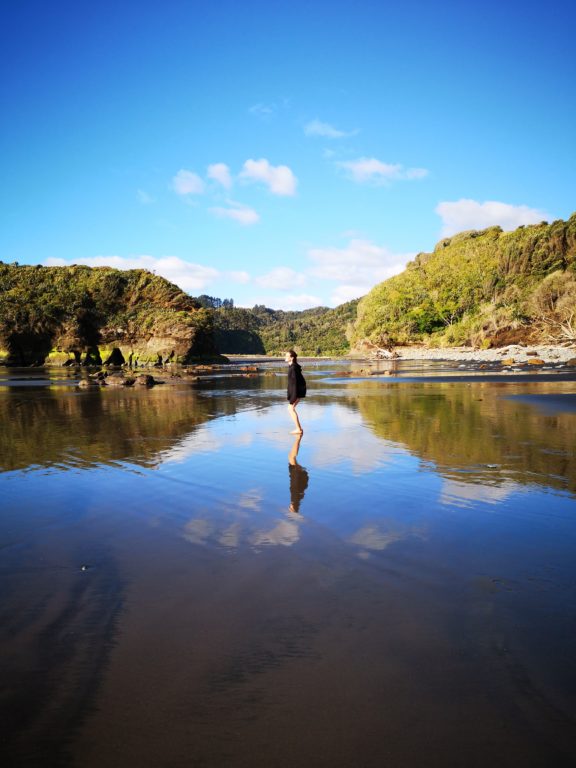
[1,0,575,309]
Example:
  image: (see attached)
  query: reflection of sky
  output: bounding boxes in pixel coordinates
[155,401,431,556]
[5,383,574,568]
[440,478,521,508]
[149,398,566,558]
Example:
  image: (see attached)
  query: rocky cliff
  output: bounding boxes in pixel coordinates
[0,264,220,365]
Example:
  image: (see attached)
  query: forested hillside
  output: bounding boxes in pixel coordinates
[352,214,576,348]
[0,264,217,365]
[212,301,359,356]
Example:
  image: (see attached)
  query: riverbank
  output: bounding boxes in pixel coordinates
[228,344,576,366]
[392,343,576,364]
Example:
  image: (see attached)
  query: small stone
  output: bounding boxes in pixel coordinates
[527,358,545,365]
[502,358,515,366]
[135,374,156,387]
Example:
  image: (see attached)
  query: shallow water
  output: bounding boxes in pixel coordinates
[1,361,576,767]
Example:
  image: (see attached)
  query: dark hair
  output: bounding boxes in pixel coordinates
[287,349,297,361]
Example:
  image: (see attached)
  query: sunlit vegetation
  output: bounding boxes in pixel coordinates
[352,214,576,348]
[0,264,216,364]
[2,216,575,365]
[213,301,359,356]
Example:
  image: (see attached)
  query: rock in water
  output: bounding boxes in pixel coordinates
[135,374,156,387]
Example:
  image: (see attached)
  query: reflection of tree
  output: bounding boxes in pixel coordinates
[0,387,233,472]
[356,383,576,494]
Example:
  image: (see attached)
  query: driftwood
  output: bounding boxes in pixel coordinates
[371,347,399,360]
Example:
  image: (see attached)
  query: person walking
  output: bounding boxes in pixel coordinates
[285,350,306,433]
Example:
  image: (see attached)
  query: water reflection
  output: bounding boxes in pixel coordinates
[288,434,308,514]
[355,381,576,494]
[2,364,576,766]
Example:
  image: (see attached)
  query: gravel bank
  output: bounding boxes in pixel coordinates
[393,344,576,364]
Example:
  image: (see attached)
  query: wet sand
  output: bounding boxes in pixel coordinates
[1,362,576,767]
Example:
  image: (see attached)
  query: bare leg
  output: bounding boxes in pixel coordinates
[288,400,303,433]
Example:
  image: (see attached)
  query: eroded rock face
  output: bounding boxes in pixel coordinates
[0,265,220,366]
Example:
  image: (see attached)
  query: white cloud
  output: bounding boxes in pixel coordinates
[308,239,411,295]
[172,169,205,195]
[277,294,323,310]
[137,189,154,205]
[249,103,275,119]
[209,200,259,225]
[207,162,232,189]
[226,270,251,284]
[255,267,307,290]
[436,199,549,237]
[304,119,357,139]
[43,255,218,293]
[241,293,322,311]
[240,158,298,196]
[330,284,368,304]
[337,157,428,185]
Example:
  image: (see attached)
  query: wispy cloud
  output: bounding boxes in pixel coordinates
[137,189,154,205]
[209,200,260,225]
[207,162,232,190]
[308,238,413,304]
[240,158,298,196]
[44,255,218,292]
[255,266,307,290]
[249,103,276,119]
[436,199,549,237]
[337,157,428,185]
[273,293,323,310]
[304,119,358,139]
[172,169,205,195]
[226,270,251,284]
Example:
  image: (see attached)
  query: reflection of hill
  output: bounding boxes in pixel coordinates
[0,387,238,472]
[356,383,576,494]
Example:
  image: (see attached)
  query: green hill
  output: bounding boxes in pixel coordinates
[0,263,218,365]
[213,300,359,356]
[353,214,576,348]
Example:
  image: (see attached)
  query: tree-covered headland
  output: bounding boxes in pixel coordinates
[1,215,574,365]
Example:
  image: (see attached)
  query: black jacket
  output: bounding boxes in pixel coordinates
[287,362,306,403]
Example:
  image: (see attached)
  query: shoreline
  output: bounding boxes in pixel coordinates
[391,343,576,364]
[227,344,576,366]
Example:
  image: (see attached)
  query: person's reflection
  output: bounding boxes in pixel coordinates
[288,433,309,514]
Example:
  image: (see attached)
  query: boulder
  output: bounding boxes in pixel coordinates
[134,374,156,387]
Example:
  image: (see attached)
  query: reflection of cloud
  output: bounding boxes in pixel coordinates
[183,518,213,545]
[160,429,254,464]
[310,426,396,474]
[251,517,302,548]
[182,485,302,551]
[219,523,241,549]
[238,489,263,511]
[256,403,400,475]
[440,478,519,508]
[349,521,426,552]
